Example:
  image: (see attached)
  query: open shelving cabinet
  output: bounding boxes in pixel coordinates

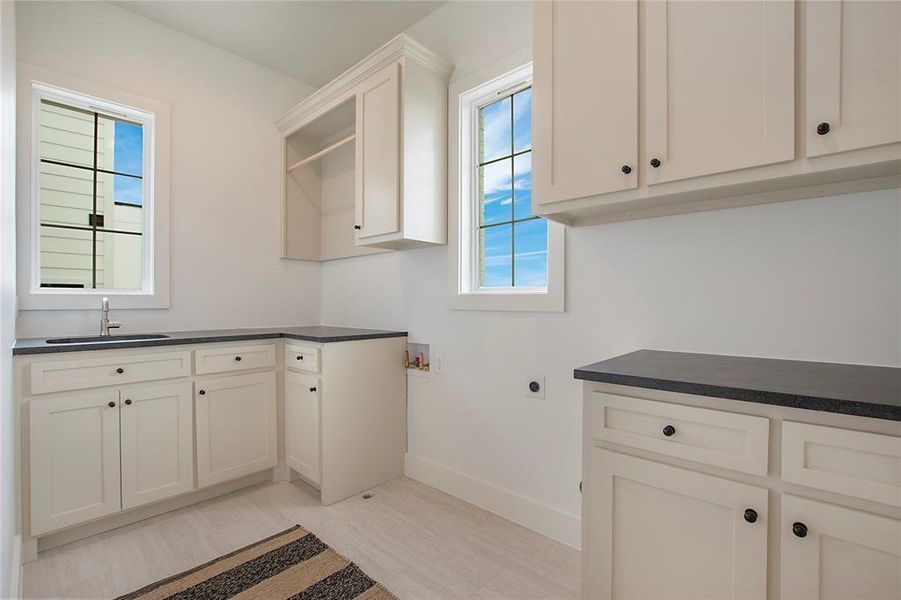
[283,98,386,261]
[277,34,453,262]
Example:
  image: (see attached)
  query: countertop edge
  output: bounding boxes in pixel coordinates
[573,368,901,422]
[13,329,408,355]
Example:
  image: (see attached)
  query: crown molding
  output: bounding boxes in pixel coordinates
[275,34,453,135]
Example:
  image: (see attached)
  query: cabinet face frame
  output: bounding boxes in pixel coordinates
[120,381,194,509]
[584,448,768,600]
[806,0,901,157]
[644,0,795,184]
[781,494,901,599]
[532,0,638,205]
[29,389,122,536]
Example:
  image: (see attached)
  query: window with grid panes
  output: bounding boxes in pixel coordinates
[477,86,548,289]
[36,94,148,291]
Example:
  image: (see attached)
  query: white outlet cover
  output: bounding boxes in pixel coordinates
[433,354,445,374]
[526,375,545,399]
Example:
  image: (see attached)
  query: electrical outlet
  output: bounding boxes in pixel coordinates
[432,354,445,374]
[526,375,545,399]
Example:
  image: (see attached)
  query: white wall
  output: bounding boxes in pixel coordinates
[15,1,320,338]
[0,2,15,596]
[321,1,901,547]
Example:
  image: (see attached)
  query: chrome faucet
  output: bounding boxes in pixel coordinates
[100,297,121,337]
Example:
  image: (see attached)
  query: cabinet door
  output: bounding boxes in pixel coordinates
[355,61,400,239]
[285,371,320,486]
[532,0,638,205]
[584,449,767,599]
[120,382,194,509]
[195,372,278,488]
[782,495,901,600]
[806,0,901,157]
[29,390,121,536]
[644,0,794,184]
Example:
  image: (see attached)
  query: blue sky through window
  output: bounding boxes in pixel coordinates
[113,121,143,206]
[478,87,546,288]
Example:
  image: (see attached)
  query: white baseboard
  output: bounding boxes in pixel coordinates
[9,534,22,600]
[404,453,581,549]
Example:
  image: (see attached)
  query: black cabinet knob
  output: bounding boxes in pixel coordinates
[116,367,124,374]
[792,522,808,538]
[198,389,206,395]
[816,122,830,135]
[296,355,303,360]
[650,158,661,168]
[309,387,317,392]
[662,425,676,437]
[621,165,632,174]
[744,509,758,524]
[354,225,362,230]
[529,381,541,393]
[108,401,116,408]
[235,356,242,362]
[124,399,132,406]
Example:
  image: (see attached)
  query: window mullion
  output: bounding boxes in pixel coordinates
[509,97,515,287]
[91,112,98,290]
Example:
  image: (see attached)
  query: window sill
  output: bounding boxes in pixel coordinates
[19,290,170,311]
[450,289,563,312]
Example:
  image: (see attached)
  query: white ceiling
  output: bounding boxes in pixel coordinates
[113,1,446,87]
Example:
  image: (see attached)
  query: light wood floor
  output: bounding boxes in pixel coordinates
[23,477,580,599]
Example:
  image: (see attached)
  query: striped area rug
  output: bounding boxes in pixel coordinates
[116,525,396,600]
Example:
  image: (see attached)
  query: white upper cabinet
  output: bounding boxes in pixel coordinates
[278,35,452,260]
[532,0,901,226]
[355,62,401,239]
[806,0,901,157]
[644,0,795,184]
[532,0,638,205]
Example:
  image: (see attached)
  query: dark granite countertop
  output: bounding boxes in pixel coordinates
[13,326,407,355]
[574,350,901,422]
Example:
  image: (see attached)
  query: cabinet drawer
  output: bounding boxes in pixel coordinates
[30,351,192,395]
[589,392,770,476]
[782,422,901,507]
[285,343,320,374]
[194,343,276,375]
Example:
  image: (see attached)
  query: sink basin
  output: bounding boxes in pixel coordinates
[46,334,171,344]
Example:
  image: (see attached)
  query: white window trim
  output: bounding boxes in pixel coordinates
[449,52,564,312]
[17,63,170,310]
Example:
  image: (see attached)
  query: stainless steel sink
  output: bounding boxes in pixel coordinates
[46,334,171,344]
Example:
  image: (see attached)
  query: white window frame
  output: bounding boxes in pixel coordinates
[449,54,564,312]
[17,64,170,310]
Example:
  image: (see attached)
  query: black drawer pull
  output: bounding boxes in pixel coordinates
[309,387,317,392]
[662,425,676,437]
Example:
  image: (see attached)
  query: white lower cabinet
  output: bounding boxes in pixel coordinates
[584,449,767,600]
[195,371,278,488]
[285,371,320,486]
[29,390,122,536]
[120,382,194,509]
[29,383,196,536]
[781,494,901,600]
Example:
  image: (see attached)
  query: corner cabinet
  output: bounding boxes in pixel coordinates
[277,34,452,261]
[534,0,901,225]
